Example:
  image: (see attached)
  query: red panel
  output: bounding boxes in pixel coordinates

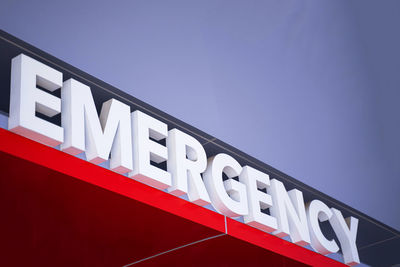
[0,129,346,266]
[0,152,222,266]
[0,128,225,233]
[226,218,345,267]
[134,235,309,267]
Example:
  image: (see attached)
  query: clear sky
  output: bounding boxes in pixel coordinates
[1,0,399,230]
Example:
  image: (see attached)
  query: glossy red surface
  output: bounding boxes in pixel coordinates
[0,128,345,266]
